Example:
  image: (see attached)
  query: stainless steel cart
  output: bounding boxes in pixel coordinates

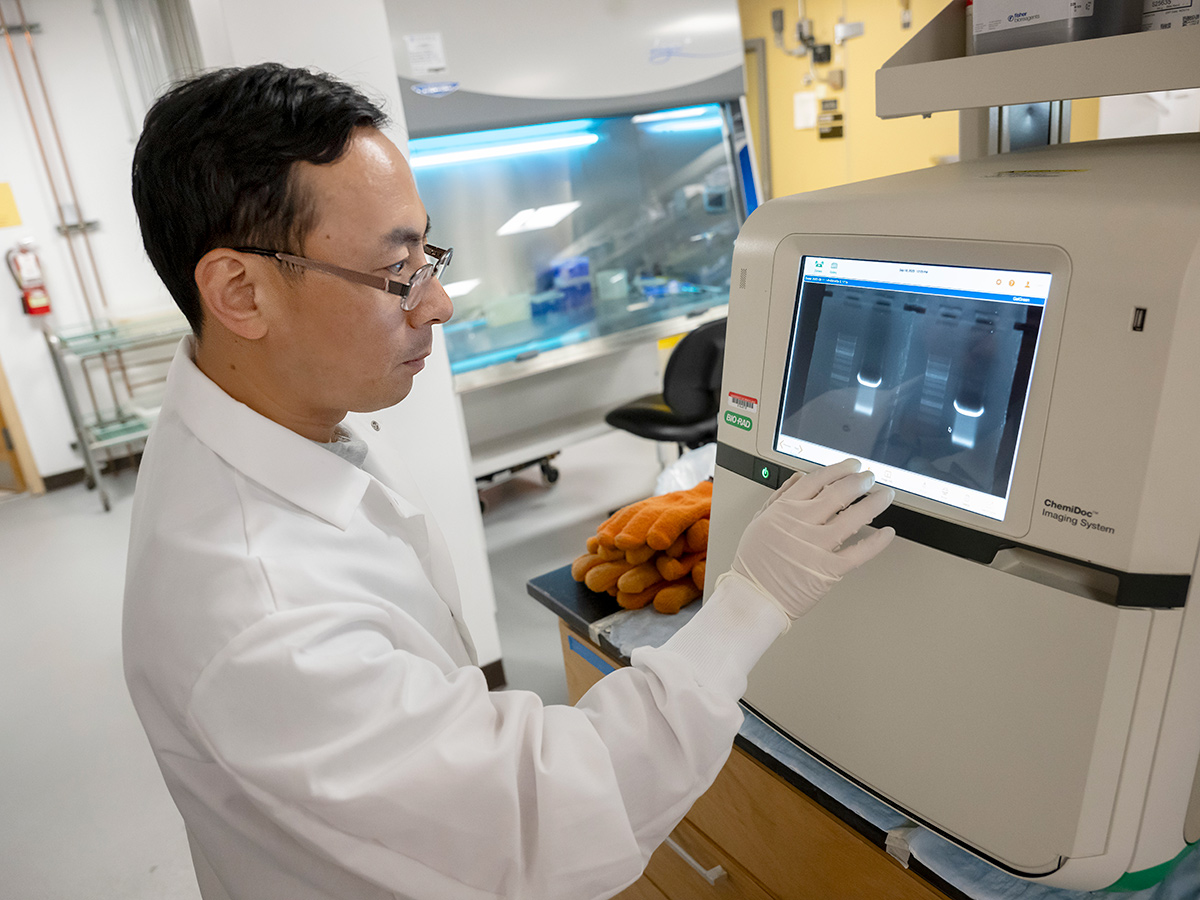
[44,313,190,511]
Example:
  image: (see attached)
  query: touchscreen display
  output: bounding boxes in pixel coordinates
[774,256,1051,520]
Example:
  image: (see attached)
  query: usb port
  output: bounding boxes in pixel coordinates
[1132,307,1147,332]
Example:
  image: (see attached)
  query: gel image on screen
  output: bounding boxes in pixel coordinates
[775,257,1050,520]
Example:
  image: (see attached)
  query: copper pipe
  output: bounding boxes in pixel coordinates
[16,0,111,314]
[105,349,135,396]
[1,0,129,448]
[82,354,129,421]
[12,0,136,405]
[0,2,98,323]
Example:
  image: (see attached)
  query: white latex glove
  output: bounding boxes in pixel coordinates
[725,458,896,623]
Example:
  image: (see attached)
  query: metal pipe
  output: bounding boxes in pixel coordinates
[80,356,104,421]
[93,0,140,141]
[0,1,98,322]
[14,0,134,402]
[44,329,105,502]
[3,1,129,428]
[16,0,111,313]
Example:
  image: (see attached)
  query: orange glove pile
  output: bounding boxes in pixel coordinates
[571,480,711,614]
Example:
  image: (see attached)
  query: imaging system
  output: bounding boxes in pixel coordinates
[707,133,1200,889]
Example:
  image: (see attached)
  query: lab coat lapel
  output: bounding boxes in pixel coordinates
[352,424,478,665]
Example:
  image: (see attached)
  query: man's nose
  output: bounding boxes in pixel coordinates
[412,276,453,326]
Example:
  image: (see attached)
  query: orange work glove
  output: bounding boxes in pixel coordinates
[653,581,702,614]
[598,481,713,551]
[656,550,705,583]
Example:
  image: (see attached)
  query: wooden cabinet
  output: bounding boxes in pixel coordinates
[558,621,953,900]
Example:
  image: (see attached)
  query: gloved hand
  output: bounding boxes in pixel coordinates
[725,458,896,622]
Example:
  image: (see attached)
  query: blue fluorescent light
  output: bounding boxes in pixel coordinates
[631,105,712,124]
[411,133,599,168]
[409,118,596,154]
[641,116,725,134]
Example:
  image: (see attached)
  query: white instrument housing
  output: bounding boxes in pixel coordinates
[708,134,1200,889]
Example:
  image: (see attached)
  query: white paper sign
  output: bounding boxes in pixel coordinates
[794,91,818,130]
[404,33,447,77]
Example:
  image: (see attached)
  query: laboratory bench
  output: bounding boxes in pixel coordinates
[526,565,1200,900]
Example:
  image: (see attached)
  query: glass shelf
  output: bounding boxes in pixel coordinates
[53,311,191,359]
[86,413,156,449]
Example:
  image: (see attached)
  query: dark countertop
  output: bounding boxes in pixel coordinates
[527,564,624,652]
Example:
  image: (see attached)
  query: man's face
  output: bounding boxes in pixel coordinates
[262,127,453,423]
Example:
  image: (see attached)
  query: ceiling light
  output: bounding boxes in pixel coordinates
[641,116,725,134]
[496,201,582,236]
[410,134,598,169]
[631,106,711,124]
[443,278,481,299]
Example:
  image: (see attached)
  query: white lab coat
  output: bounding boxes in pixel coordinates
[123,338,785,900]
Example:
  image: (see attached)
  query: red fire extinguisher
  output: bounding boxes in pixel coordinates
[6,237,52,316]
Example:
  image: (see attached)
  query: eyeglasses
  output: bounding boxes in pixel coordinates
[235,244,453,312]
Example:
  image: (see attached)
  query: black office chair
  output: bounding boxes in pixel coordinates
[605,318,727,451]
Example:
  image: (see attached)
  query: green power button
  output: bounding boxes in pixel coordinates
[752,457,782,488]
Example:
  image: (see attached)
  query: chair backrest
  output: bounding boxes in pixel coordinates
[662,318,727,420]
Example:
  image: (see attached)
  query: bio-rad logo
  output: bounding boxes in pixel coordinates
[1041,498,1115,534]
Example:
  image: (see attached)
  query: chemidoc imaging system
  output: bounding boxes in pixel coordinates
[707,133,1200,890]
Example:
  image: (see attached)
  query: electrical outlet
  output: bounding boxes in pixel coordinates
[834,20,865,44]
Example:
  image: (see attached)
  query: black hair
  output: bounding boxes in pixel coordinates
[131,63,388,336]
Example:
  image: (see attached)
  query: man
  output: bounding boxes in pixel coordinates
[124,63,895,900]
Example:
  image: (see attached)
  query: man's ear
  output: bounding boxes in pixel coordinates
[194,249,269,340]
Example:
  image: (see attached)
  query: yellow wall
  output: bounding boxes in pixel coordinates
[739,0,962,199]
[737,1,1104,198]
[1070,97,1100,143]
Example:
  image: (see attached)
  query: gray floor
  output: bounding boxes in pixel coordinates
[0,429,660,899]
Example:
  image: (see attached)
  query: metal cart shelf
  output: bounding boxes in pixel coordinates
[45,312,190,511]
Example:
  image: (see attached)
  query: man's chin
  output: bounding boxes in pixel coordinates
[347,379,414,415]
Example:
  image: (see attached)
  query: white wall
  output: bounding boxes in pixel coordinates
[1098,90,1200,140]
[0,0,174,477]
[185,0,502,666]
[0,0,502,665]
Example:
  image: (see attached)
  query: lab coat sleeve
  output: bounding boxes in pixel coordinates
[186,575,785,900]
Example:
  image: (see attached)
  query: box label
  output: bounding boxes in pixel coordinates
[974,0,1094,34]
[1143,0,1197,29]
[727,392,758,413]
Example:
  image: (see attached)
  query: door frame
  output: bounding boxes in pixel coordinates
[0,352,44,495]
